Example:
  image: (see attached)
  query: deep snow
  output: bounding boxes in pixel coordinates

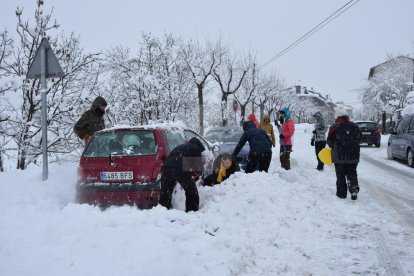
[1,124,413,276]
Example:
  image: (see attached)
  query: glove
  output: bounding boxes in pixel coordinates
[191,172,200,182]
[312,130,316,134]
[83,134,92,141]
[279,134,284,139]
[311,139,315,146]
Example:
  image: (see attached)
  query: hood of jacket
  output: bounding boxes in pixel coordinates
[262,114,270,123]
[92,96,107,109]
[280,107,291,120]
[243,120,256,131]
[188,137,205,152]
[313,111,324,121]
[335,115,350,124]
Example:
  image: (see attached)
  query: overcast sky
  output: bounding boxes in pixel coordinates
[1,0,413,106]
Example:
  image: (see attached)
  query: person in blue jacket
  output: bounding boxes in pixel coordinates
[233,120,273,173]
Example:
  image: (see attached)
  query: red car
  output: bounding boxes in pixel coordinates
[76,125,214,208]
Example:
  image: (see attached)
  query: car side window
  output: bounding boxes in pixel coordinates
[184,130,210,150]
[409,116,414,133]
[397,116,411,134]
[166,131,185,151]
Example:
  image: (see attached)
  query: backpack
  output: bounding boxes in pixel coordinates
[334,122,361,162]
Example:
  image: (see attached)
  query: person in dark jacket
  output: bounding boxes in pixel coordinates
[327,113,362,200]
[159,137,206,212]
[74,96,107,143]
[311,111,327,171]
[203,153,240,186]
[233,121,272,173]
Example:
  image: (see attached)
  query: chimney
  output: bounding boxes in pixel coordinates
[295,85,301,94]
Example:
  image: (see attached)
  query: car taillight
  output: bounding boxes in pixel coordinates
[375,128,381,134]
[77,166,85,178]
[152,163,163,180]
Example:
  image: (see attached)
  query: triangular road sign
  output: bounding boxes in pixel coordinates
[26,38,64,79]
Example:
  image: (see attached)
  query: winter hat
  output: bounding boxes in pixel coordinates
[335,107,348,118]
[247,114,260,127]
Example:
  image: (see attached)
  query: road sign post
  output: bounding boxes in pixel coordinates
[27,38,64,181]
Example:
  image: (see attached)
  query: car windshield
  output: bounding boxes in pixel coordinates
[83,130,157,157]
[205,128,243,143]
[357,122,377,130]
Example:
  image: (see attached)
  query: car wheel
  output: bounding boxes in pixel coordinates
[375,141,381,148]
[387,144,394,160]
[407,148,414,168]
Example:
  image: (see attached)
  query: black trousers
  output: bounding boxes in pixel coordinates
[315,141,326,169]
[159,169,199,212]
[245,152,272,173]
[334,163,360,198]
[280,145,292,170]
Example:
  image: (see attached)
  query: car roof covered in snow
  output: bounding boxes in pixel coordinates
[354,121,377,124]
[96,121,192,134]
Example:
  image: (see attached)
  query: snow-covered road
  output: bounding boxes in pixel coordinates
[357,141,414,276]
[359,142,414,231]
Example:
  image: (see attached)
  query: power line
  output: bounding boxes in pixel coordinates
[259,0,359,70]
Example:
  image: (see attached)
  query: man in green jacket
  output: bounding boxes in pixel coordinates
[74,96,107,143]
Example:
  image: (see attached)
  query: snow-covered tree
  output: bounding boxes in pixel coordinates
[361,55,414,122]
[104,33,196,127]
[234,53,258,121]
[213,50,247,126]
[254,72,286,121]
[0,29,14,171]
[181,38,225,134]
[1,1,102,169]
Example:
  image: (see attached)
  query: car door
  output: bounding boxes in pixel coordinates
[184,129,214,174]
[184,130,211,151]
[403,115,414,156]
[393,116,411,158]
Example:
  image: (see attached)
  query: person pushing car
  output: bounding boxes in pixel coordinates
[159,137,206,212]
[233,120,272,173]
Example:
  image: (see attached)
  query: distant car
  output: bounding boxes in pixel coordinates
[76,125,215,208]
[387,114,414,167]
[204,126,249,169]
[355,121,381,147]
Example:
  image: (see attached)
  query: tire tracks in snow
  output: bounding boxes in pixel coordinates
[359,150,414,275]
[360,154,414,231]
[362,176,409,276]
[361,151,414,180]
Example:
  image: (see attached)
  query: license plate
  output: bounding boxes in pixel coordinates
[100,171,133,180]
[362,132,371,135]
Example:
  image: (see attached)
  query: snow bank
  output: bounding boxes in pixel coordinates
[0,124,413,275]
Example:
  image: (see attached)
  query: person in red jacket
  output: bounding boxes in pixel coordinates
[278,108,295,170]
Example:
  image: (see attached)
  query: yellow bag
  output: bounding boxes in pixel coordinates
[318,147,333,165]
